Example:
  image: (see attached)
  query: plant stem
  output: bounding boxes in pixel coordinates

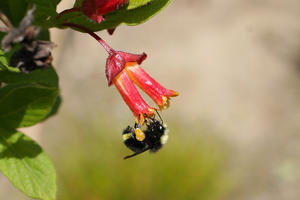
[62,23,115,55]
[56,8,82,19]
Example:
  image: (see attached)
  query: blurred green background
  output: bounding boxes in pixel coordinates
[1,0,300,199]
[52,117,232,200]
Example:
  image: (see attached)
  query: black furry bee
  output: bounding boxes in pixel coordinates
[122,118,168,159]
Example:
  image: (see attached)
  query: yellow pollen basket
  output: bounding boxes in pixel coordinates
[135,128,145,141]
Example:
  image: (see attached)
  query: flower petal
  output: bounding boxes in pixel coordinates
[106,51,147,86]
[126,63,178,109]
[113,68,155,122]
[106,52,126,86]
[118,51,147,65]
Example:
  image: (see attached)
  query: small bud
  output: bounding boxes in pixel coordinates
[82,0,129,23]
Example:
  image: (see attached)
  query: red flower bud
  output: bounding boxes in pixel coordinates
[82,0,129,23]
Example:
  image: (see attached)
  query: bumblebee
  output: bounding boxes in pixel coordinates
[122,118,168,159]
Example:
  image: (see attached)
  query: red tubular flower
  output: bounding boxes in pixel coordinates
[113,63,155,123]
[82,0,128,23]
[61,23,178,123]
[106,51,178,122]
[126,64,179,109]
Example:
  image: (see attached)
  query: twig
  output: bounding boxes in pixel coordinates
[0,10,13,29]
[62,22,115,55]
[56,7,81,19]
[0,27,9,32]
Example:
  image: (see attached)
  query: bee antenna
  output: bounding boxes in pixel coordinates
[123,148,150,160]
[155,110,163,124]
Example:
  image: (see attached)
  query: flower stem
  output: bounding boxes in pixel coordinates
[62,23,115,55]
[56,7,82,19]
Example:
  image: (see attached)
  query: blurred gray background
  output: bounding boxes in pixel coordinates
[1,0,300,199]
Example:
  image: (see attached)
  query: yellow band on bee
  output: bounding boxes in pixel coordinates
[122,133,131,141]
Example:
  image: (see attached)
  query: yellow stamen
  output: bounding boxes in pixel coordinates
[140,114,145,125]
[162,96,169,109]
[148,108,155,115]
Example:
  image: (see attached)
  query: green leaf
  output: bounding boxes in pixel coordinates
[0,48,9,71]
[0,67,58,87]
[0,67,59,128]
[127,0,152,9]
[0,51,18,72]
[25,0,61,28]
[54,0,172,31]
[0,45,21,73]
[44,95,62,120]
[0,0,28,26]
[0,128,56,200]
[0,83,58,129]
[25,0,61,10]
[74,0,152,9]
[73,0,84,7]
